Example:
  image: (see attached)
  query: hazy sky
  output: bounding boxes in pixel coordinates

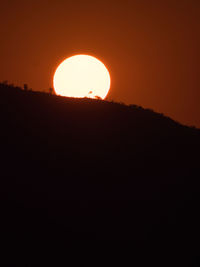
[0,0,199,127]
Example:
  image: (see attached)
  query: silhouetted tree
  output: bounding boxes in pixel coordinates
[49,88,54,95]
[24,84,28,91]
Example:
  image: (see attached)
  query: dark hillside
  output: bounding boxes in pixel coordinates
[0,83,200,266]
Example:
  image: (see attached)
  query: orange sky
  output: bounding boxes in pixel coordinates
[0,0,199,127]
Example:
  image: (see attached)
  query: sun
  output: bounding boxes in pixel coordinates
[53,55,111,99]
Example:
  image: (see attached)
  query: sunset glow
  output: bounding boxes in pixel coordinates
[53,55,111,99]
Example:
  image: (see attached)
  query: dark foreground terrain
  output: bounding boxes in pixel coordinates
[0,83,200,266]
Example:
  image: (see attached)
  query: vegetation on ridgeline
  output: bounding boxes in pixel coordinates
[0,82,200,266]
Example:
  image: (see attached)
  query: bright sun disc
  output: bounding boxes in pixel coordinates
[53,55,111,99]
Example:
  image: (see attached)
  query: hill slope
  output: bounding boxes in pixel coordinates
[0,83,200,266]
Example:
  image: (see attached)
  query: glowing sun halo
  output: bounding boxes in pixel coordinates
[53,55,111,99]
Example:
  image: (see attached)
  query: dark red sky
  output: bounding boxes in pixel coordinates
[0,0,199,127]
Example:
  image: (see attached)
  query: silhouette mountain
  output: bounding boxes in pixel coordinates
[0,83,200,266]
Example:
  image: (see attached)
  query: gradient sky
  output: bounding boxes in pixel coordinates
[0,0,199,127]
